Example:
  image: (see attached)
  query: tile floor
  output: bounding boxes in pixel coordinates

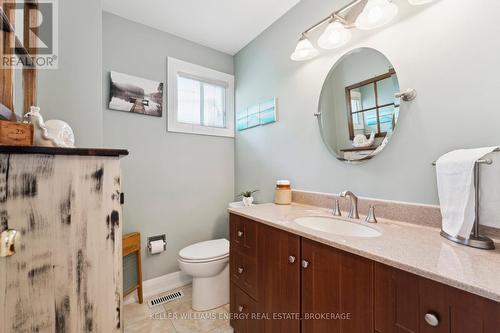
[124,285,233,333]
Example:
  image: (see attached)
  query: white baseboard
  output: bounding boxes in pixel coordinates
[124,270,192,305]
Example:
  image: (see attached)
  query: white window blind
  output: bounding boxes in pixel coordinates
[177,75,226,128]
[168,58,234,137]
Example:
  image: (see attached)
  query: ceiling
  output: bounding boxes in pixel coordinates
[102,0,301,55]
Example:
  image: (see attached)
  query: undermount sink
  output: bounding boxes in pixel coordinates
[293,216,382,238]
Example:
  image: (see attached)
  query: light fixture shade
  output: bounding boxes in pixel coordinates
[408,0,435,5]
[355,0,398,30]
[318,21,352,50]
[290,36,319,61]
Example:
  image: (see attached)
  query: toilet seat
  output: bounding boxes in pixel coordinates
[178,239,229,263]
[178,253,229,263]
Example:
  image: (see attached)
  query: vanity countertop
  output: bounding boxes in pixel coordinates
[228,203,500,303]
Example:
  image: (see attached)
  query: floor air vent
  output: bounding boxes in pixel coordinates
[148,290,184,308]
[148,291,184,308]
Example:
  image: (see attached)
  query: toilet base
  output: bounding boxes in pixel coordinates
[191,264,229,311]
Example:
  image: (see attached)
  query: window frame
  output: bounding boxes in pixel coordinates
[168,57,235,137]
[345,68,398,140]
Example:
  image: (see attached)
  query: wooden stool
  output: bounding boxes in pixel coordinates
[123,232,143,304]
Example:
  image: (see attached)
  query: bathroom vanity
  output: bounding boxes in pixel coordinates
[228,204,500,333]
[0,146,128,332]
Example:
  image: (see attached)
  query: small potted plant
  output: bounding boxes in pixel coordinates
[237,190,259,207]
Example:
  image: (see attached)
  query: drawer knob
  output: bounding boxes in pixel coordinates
[288,256,296,264]
[238,305,244,313]
[301,260,309,269]
[237,231,244,238]
[237,267,244,274]
[424,313,439,327]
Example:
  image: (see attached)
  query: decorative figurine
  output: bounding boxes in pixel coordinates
[352,131,375,148]
[24,106,75,148]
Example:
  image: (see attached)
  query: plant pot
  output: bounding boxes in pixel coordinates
[242,196,254,207]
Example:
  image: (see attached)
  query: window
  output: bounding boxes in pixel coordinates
[345,69,400,140]
[168,58,234,137]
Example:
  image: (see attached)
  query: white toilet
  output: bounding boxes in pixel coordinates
[178,239,229,311]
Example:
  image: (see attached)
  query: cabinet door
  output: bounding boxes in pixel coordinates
[301,238,373,333]
[448,287,500,333]
[375,263,420,333]
[0,154,123,332]
[375,264,450,333]
[257,224,301,333]
[419,278,449,333]
[375,263,500,333]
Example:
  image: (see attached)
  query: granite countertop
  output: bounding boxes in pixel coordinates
[228,203,500,302]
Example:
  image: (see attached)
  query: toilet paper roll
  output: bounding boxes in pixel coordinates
[149,240,165,254]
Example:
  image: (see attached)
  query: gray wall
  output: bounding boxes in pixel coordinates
[38,0,103,147]
[234,0,500,206]
[102,12,234,280]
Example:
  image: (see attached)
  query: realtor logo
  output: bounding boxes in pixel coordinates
[1,0,58,69]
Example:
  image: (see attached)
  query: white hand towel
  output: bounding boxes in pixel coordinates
[436,147,499,239]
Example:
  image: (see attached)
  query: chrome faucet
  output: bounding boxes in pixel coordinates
[339,191,359,219]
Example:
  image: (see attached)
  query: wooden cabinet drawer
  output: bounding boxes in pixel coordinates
[230,283,259,333]
[230,214,257,258]
[230,250,258,299]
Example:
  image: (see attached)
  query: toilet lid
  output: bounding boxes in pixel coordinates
[179,239,229,261]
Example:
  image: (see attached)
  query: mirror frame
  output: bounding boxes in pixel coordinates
[317,47,403,164]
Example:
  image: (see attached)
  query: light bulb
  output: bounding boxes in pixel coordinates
[368,6,383,24]
[318,21,351,50]
[355,0,398,30]
[408,0,435,4]
[290,35,319,61]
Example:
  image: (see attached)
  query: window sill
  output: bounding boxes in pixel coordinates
[168,122,234,138]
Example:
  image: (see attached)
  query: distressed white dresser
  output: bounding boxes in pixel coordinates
[0,146,128,332]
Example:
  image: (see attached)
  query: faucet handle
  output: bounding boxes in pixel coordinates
[333,199,342,217]
[365,204,378,224]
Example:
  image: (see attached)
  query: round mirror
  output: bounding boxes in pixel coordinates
[318,47,401,162]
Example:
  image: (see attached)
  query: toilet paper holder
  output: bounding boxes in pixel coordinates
[147,234,167,254]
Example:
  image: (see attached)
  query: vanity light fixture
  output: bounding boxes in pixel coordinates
[355,0,398,30]
[291,0,433,61]
[318,19,352,50]
[290,34,319,61]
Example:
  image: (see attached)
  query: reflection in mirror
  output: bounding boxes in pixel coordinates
[318,48,400,162]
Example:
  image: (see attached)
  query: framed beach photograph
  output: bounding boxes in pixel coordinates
[236,98,277,131]
[109,71,164,117]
